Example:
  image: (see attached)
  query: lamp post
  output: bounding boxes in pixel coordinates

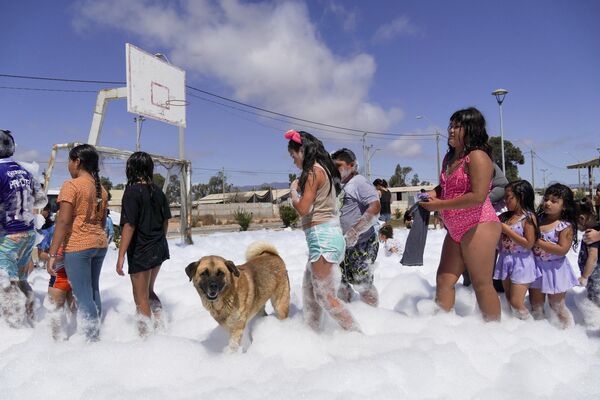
[492,89,509,174]
[366,146,382,181]
[416,115,442,184]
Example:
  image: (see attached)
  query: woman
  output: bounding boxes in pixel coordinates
[47,144,108,340]
[420,107,501,321]
[373,179,392,222]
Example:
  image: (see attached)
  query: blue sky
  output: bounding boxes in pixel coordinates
[2,0,599,189]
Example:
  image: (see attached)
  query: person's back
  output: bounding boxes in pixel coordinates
[300,164,337,228]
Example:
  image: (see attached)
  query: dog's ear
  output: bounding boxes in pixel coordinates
[185,261,199,281]
[225,260,240,277]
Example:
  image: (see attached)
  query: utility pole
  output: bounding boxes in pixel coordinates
[361,133,367,175]
[541,168,548,190]
[435,130,441,185]
[221,167,225,203]
[530,149,535,192]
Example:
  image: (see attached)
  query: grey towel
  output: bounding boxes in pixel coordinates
[400,204,430,266]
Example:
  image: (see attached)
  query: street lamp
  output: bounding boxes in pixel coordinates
[366,146,382,181]
[492,88,509,174]
[416,115,442,184]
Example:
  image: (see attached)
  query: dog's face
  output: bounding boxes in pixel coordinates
[185,256,240,301]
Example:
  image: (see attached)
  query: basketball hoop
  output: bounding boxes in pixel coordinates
[165,99,188,107]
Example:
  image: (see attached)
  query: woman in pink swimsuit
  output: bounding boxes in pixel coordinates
[421,107,501,321]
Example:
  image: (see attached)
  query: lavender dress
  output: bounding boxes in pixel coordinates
[530,221,578,294]
[494,214,541,284]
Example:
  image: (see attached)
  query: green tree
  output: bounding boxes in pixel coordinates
[207,171,232,195]
[153,173,165,188]
[114,183,125,190]
[389,164,412,187]
[410,174,420,186]
[288,173,297,184]
[488,137,524,182]
[100,176,113,191]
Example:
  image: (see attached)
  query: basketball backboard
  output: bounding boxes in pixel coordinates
[126,43,186,127]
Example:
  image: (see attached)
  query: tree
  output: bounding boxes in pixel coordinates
[114,183,125,190]
[488,137,524,182]
[207,171,232,195]
[288,173,297,184]
[410,174,420,186]
[389,164,412,187]
[165,175,180,204]
[153,173,165,189]
[100,176,113,191]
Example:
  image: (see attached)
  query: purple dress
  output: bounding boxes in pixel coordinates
[494,213,541,284]
[530,220,578,294]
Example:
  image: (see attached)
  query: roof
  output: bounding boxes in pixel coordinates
[196,188,291,204]
[566,157,600,169]
[388,185,436,193]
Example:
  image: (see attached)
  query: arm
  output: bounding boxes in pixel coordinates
[584,229,600,245]
[46,202,73,276]
[502,217,537,249]
[421,151,493,211]
[290,168,322,217]
[116,223,135,276]
[579,247,598,286]
[344,200,381,247]
[488,164,508,204]
[535,226,573,256]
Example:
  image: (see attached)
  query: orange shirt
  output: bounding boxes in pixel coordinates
[57,176,108,252]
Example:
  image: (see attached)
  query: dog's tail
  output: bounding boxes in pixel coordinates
[245,241,279,261]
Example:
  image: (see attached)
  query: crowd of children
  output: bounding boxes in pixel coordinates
[2,119,600,342]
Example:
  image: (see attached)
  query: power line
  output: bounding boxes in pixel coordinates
[0,85,97,93]
[1,72,437,139]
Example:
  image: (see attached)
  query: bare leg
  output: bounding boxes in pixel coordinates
[461,222,502,321]
[46,287,67,340]
[357,283,379,307]
[529,288,546,320]
[1,282,26,328]
[17,280,35,324]
[502,279,511,304]
[548,293,573,329]
[130,270,152,336]
[508,283,530,319]
[435,234,465,312]
[302,263,323,330]
[311,257,360,332]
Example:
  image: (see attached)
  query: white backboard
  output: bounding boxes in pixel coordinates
[126,43,186,127]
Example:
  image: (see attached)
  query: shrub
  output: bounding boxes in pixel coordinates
[279,204,299,227]
[113,225,121,249]
[233,208,253,231]
[394,208,403,220]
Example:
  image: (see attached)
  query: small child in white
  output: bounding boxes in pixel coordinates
[378,224,402,257]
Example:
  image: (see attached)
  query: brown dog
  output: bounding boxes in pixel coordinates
[185,241,290,351]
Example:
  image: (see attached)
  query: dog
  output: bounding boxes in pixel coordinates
[185,241,290,351]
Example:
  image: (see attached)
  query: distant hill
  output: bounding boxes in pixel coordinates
[233,182,289,191]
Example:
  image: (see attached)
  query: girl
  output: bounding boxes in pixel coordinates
[529,183,579,328]
[420,107,501,321]
[378,224,402,257]
[47,144,108,341]
[285,129,360,332]
[576,199,600,308]
[116,152,171,336]
[494,180,540,319]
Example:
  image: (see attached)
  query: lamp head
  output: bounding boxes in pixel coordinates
[492,88,509,105]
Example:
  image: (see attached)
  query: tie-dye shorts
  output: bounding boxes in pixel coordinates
[303,221,346,265]
[0,230,36,281]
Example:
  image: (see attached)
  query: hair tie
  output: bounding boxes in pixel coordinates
[284,129,302,144]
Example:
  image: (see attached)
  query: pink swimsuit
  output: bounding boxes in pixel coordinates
[440,155,499,242]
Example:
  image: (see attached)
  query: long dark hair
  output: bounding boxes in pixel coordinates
[69,144,103,212]
[446,107,491,162]
[126,152,154,186]
[288,131,341,195]
[537,183,578,249]
[501,180,539,239]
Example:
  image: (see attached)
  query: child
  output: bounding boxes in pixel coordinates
[285,130,360,332]
[577,199,600,307]
[378,224,402,257]
[529,183,579,328]
[493,180,540,319]
[331,148,381,307]
[40,216,75,340]
[116,152,171,336]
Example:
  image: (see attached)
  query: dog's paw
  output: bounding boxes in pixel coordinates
[224,344,242,354]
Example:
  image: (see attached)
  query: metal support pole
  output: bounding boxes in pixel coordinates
[435,131,441,185]
[530,149,535,192]
[499,102,506,174]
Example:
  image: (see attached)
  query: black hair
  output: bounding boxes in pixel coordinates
[126,152,154,186]
[69,144,103,212]
[330,148,357,165]
[537,183,578,249]
[381,179,388,188]
[379,224,393,239]
[577,197,597,229]
[502,180,539,239]
[446,107,491,162]
[288,131,341,195]
[373,178,383,187]
[0,129,15,158]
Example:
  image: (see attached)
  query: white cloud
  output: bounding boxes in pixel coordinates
[73,0,402,135]
[13,147,40,163]
[326,1,357,32]
[387,139,423,158]
[373,15,417,43]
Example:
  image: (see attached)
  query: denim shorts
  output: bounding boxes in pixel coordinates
[0,230,36,281]
[303,221,346,264]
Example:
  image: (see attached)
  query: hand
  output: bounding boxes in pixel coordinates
[419,197,444,212]
[290,179,299,192]
[344,228,359,247]
[579,277,588,287]
[583,229,600,245]
[46,257,57,277]
[116,256,125,276]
